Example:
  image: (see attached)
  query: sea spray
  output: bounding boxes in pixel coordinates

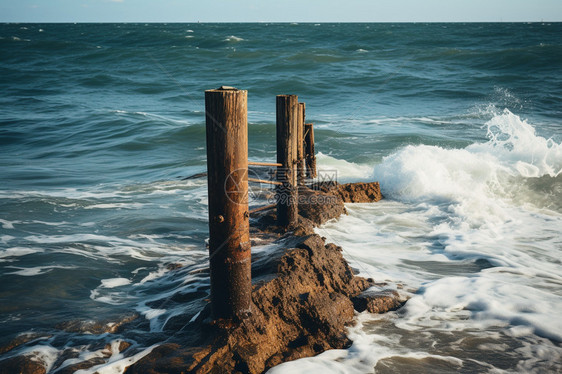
[304,113,562,373]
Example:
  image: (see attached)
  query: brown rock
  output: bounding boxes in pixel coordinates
[352,290,406,314]
[334,182,383,203]
[0,355,46,374]
[297,187,345,225]
[55,357,106,374]
[118,340,132,353]
[128,234,372,374]
[100,340,131,358]
[127,181,385,374]
[311,181,382,203]
[0,333,50,355]
[55,313,138,334]
[166,263,184,271]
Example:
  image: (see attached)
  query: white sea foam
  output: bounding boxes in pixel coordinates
[0,187,122,200]
[71,344,159,374]
[140,307,167,330]
[138,266,168,284]
[0,219,70,229]
[269,312,463,373]
[375,109,562,222]
[101,278,132,288]
[90,289,129,305]
[316,152,374,183]
[290,110,562,372]
[42,235,200,265]
[84,202,144,210]
[17,344,59,372]
[6,265,77,276]
[0,235,15,244]
[0,246,45,261]
[225,35,244,42]
[0,218,16,229]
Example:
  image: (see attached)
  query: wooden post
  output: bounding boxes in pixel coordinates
[297,102,306,186]
[205,87,251,320]
[276,95,298,227]
[304,123,317,178]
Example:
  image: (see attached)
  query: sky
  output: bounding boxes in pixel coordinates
[1,0,561,23]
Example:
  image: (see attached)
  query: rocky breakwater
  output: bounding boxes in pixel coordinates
[128,181,406,374]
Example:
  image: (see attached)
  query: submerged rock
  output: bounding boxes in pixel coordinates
[55,313,138,334]
[0,355,47,374]
[0,333,51,355]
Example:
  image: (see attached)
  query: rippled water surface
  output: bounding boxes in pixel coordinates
[1,23,561,373]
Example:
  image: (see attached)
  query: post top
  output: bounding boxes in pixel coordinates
[207,86,237,91]
[205,86,247,94]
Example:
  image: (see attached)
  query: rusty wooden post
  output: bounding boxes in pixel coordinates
[276,95,298,227]
[304,123,317,178]
[205,87,251,320]
[297,102,306,186]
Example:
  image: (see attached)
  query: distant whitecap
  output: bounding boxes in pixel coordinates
[224,35,244,42]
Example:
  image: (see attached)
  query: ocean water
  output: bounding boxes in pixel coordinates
[1,23,561,373]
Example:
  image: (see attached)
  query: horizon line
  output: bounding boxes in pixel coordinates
[2,20,561,24]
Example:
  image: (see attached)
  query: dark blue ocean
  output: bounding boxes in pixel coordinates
[1,23,561,373]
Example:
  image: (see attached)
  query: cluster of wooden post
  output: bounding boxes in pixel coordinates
[205,87,316,321]
[275,96,316,227]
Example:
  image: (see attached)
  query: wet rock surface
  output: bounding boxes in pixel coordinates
[128,232,373,374]
[310,181,383,203]
[351,290,407,314]
[54,313,139,334]
[0,333,51,355]
[128,181,389,374]
[0,355,47,374]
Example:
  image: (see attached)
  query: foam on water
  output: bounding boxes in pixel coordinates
[316,152,374,183]
[101,278,132,288]
[278,111,562,372]
[0,247,45,262]
[6,265,77,276]
[2,22,562,373]
[0,219,15,229]
[376,109,562,223]
[225,35,244,42]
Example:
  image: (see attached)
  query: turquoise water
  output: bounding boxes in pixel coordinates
[1,23,561,372]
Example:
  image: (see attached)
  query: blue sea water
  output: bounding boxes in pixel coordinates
[0,23,561,372]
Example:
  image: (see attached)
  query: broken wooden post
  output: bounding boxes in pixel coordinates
[276,95,299,227]
[304,123,317,178]
[297,102,306,186]
[205,86,251,320]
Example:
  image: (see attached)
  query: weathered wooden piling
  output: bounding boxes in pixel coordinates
[205,87,251,320]
[304,123,317,178]
[297,103,306,185]
[276,95,299,227]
